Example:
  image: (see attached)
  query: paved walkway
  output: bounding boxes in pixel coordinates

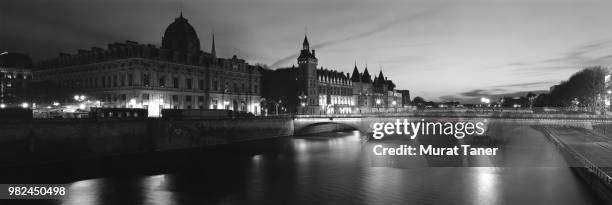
[538,125,612,188]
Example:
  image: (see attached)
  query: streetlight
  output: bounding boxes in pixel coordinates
[74,94,87,102]
[376,99,381,113]
[21,102,29,109]
[0,103,5,109]
[392,100,397,113]
[299,93,308,115]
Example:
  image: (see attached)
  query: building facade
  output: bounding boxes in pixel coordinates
[264,35,406,115]
[0,53,33,107]
[34,14,261,117]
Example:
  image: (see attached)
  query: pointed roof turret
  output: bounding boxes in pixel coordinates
[377,68,385,84]
[211,32,216,57]
[303,35,309,48]
[361,66,372,83]
[351,63,361,82]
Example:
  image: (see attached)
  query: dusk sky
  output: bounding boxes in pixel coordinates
[2,0,612,103]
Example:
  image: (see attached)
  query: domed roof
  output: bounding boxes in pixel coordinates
[161,13,201,53]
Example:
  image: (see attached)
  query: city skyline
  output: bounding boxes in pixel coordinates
[3,0,612,103]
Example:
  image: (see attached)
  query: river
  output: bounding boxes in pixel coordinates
[1,124,603,204]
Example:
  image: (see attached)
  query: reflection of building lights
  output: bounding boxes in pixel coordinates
[0,104,5,109]
[21,102,29,108]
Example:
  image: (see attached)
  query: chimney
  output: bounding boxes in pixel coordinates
[312,50,315,56]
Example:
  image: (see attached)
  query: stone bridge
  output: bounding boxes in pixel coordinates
[292,114,612,135]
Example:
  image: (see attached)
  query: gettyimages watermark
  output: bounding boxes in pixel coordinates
[369,119,499,157]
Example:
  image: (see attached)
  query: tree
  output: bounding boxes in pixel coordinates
[548,66,607,112]
[412,96,426,107]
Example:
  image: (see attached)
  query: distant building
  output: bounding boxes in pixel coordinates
[34,14,262,116]
[605,70,611,111]
[263,35,405,114]
[396,90,410,106]
[0,52,33,107]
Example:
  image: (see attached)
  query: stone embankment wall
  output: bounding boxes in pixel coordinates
[0,117,293,167]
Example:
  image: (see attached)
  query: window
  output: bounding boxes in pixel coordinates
[159,76,166,87]
[121,75,125,86]
[113,75,117,87]
[143,73,151,86]
[241,83,245,92]
[173,77,179,88]
[198,96,204,102]
[254,85,258,94]
[213,80,218,91]
[172,95,179,102]
[186,96,192,102]
[198,79,204,90]
[143,94,150,100]
[186,79,193,89]
[101,76,106,88]
[128,74,133,86]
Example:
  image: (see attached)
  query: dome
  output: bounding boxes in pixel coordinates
[161,14,201,53]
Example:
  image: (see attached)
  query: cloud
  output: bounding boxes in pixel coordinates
[269,5,443,68]
[493,81,555,89]
[454,88,548,104]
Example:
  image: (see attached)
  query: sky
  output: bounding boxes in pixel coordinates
[2,0,612,103]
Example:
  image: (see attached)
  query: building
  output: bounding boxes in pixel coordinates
[34,14,262,116]
[263,35,405,114]
[0,52,33,107]
[605,71,611,112]
[396,89,411,107]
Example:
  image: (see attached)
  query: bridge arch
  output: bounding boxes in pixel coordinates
[292,117,369,135]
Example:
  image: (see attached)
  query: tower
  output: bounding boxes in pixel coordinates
[297,34,319,107]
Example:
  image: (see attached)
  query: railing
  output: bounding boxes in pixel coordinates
[540,126,612,189]
[295,112,612,121]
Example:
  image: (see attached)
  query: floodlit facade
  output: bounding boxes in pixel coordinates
[34,14,261,117]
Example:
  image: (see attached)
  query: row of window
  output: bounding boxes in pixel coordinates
[60,73,259,94]
[319,86,352,96]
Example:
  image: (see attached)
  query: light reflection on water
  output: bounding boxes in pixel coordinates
[56,126,601,205]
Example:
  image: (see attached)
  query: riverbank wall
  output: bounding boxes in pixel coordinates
[0,117,293,167]
[536,126,612,204]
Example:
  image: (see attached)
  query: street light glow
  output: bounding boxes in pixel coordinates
[21,102,29,108]
[0,104,5,109]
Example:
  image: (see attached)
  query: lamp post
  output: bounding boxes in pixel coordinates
[392,100,397,113]
[299,93,308,115]
[224,100,230,110]
[376,99,381,113]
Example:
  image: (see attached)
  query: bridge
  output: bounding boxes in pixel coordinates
[292,113,612,135]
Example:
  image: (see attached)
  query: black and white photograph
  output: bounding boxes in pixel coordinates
[1,0,612,204]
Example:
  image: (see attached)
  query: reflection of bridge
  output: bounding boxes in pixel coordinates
[292,113,612,135]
